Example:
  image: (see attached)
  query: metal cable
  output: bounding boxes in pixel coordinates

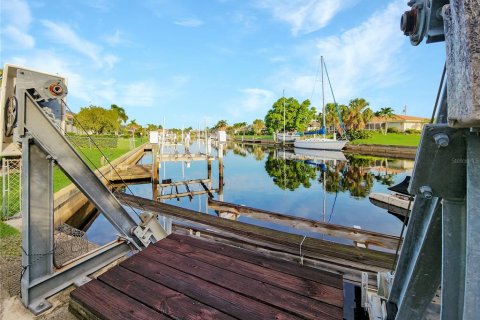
[56,120,142,219]
[430,62,447,124]
[60,100,148,217]
[391,197,414,272]
[322,60,347,138]
[310,55,323,102]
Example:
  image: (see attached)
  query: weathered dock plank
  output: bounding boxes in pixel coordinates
[155,236,343,307]
[112,164,152,182]
[117,193,395,272]
[208,198,401,250]
[70,234,343,319]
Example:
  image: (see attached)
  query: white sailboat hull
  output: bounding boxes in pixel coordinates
[294,138,347,151]
[293,148,347,162]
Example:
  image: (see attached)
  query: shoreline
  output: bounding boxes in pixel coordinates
[231,138,417,160]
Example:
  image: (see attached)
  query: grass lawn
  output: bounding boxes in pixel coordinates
[0,221,20,238]
[233,135,274,140]
[351,132,421,147]
[54,137,145,192]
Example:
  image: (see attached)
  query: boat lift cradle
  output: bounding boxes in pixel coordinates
[366,1,480,319]
[0,65,168,314]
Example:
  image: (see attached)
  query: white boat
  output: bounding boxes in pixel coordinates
[369,192,412,218]
[294,138,347,151]
[294,56,348,151]
[293,147,347,162]
[369,176,413,219]
[276,132,300,142]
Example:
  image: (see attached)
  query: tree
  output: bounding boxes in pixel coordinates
[343,98,372,130]
[375,107,395,135]
[75,105,119,134]
[110,104,128,123]
[264,97,317,134]
[230,122,248,135]
[146,124,159,132]
[252,119,265,135]
[126,119,142,137]
[213,120,228,131]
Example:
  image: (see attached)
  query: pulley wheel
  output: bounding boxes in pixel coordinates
[4,96,18,137]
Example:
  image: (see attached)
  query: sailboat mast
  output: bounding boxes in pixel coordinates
[321,56,326,140]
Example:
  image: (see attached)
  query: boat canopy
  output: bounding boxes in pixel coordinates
[303,126,326,135]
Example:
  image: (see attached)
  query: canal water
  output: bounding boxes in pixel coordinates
[85,141,413,251]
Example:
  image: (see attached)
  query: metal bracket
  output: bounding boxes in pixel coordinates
[409,124,468,199]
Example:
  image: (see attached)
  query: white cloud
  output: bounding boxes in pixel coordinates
[0,0,35,49]
[256,0,358,36]
[313,0,406,99]
[41,20,119,69]
[270,0,407,105]
[240,88,275,112]
[105,29,132,47]
[2,26,35,49]
[174,18,204,27]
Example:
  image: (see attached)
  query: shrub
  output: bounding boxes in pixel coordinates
[387,127,399,133]
[405,129,422,134]
[346,129,372,141]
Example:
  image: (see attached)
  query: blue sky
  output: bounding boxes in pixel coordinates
[1,0,445,128]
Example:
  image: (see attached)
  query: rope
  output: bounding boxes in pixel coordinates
[299,235,307,265]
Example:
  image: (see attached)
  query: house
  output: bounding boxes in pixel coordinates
[366,114,429,132]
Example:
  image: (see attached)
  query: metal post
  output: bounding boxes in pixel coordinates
[464,133,480,319]
[21,138,55,314]
[441,199,466,319]
[2,158,6,218]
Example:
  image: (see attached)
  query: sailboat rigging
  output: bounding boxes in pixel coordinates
[294,56,347,151]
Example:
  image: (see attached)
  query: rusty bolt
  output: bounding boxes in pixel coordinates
[400,7,417,36]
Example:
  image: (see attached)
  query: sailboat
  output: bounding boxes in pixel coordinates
[294,56,347,151]
[276,90,300,142]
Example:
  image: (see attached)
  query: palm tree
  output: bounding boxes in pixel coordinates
[375,107,395,135]
[344,98,370,130]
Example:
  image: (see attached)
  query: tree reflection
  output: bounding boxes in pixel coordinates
[266,153,379,198]
[264,154,317,191]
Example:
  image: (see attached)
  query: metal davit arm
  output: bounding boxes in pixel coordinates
[23,91,144,249]
[20,90,167,314]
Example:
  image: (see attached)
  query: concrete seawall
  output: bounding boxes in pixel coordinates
[232,138,417,159]
[344,144,417,159]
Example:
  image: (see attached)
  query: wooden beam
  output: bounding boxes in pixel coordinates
[208,199,401,250]
[158,189,219,200]
[117,193,395,272]
[160,178,210,187]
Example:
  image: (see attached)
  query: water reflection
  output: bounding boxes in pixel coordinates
[80,141,414,247]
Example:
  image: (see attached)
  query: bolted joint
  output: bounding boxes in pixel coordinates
[433,133,449,147]
[419,186,433,199]
[400,7,418,36]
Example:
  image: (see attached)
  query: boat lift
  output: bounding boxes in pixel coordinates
[0,65,168,314]
[367,1,480,319]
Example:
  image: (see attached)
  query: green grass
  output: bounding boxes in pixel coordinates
[234,135,274,140]
[53,137,145,192]
[0,221,20,238]
[351,132,421,147]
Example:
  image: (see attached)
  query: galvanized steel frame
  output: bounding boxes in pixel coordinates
[17,82,165,313]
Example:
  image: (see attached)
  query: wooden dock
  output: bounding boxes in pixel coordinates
[208,199,401,250]
[70,234,344,319]
[117,193,395,285]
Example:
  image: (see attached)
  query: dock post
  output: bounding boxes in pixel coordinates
[152,144,159,199]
